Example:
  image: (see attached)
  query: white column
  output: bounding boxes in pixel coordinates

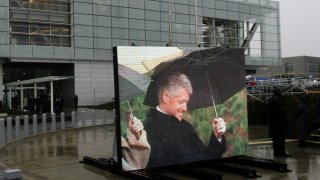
[15,116,20,138]
[24,115,29,136]
[34,83,37,99]
[0,64,3,104]
[51,113,56,131]
[81,110,85,127]
[42,113,47,133]
[33,114,38,135]
[93,80,96,105]
[8,88,12,109]
[92,109,96,126]
[71,111,75,127]
[7,117,13,141]
[0,118,5,144]
[195,0,198,47]
[61,112,65,130]
[20,85,23,111]
[50,80,54,114]
[34,83,37,112]
[168,0,172,46]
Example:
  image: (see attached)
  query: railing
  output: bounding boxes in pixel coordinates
[0,109,115,145]
[246,78,320,102]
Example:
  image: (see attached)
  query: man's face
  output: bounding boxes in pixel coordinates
[162,87,190,120]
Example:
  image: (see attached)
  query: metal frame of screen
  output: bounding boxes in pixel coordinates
[113,46,248,172]
[112,46,123,171]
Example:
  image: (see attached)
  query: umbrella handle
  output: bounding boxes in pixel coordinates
[127,100,133,115]
[127,100,142,139]
[205,68,219,118]
[212,97,218,118]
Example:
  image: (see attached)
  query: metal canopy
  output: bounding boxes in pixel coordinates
[4,76,74,114]
[5,76,74,87]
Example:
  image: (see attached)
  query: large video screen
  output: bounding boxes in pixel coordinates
[113,46,248,171]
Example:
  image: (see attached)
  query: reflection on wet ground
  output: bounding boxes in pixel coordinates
[0,125,125,180]
[0,125,320,180]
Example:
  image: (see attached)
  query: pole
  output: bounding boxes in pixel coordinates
[50,80,54,114]
[205,68,219,118]
[20,85,23,111]
[9,88,12,109]
[168,0,172,46]
[195,0,198,47]
[34,83,37,112]
[93,80,96,105]
[0,118,5,144]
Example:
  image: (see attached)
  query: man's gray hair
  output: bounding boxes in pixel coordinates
[158,72,193,102]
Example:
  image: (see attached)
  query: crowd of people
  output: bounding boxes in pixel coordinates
[11,93,64,114]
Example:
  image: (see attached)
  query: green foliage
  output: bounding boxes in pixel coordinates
[187,89,249,155]
[119,89,249,156]
[120,95,150,137]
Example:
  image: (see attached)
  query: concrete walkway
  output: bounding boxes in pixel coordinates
[0,107,116,180]
[0,125,124,180]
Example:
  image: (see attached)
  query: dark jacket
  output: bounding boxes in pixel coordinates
[268,93,287,138]
[295,100,307,140]
[144,108,226,168]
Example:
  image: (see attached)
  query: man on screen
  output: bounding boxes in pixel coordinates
[144,72,227,168]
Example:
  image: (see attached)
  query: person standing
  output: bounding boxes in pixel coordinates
[295,95,307,147]
[268,88,291,157]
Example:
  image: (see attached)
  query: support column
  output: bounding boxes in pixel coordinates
[71,111,75,126]
[61,112,65,130]
[195,0,198,47]
[34,83,37,99]
[50,80,54,114]
[15,116,20,138]
[24,115,29,136]
[34,83,37,112]
[0,118,5,144]
[33,114,38,135]
[42,113,47,133]
[20,85,24,111]
[8,88,12,109]
[0,64,3,107]
[168,0,172,46]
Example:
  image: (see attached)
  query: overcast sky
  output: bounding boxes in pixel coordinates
[275,0,320,58]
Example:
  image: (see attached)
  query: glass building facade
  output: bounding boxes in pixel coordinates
[0,0,281,106]
[9,0,72,46]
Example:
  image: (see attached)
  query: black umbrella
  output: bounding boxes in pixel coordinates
[143,47,246,117]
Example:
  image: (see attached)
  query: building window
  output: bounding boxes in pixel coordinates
[201,18,243,48]
[285,63,294,74]
[308,63,320,73]
[9,0,71,47]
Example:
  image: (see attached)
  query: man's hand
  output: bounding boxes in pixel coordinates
[129,115,144,139]
[211,117,226,139]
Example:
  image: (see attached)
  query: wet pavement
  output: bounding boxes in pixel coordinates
[0,125,123,180]
[0,124,320,179]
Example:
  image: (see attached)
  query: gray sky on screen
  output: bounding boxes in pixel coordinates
[275,0,320,57]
